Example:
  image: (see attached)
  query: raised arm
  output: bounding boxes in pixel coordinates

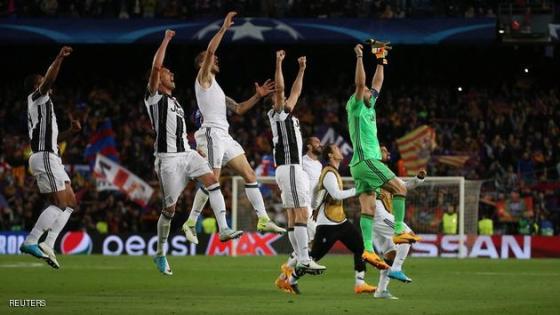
[371,45,389,93]
[354,44,366,100]
[274,50,286,112]
[38,46,73,95]
[371,64,384,93]
[148,29,175,95]
[224,79,274,115]
[198,11,236,86]
[285,56,306,111]
[324,172,356,200]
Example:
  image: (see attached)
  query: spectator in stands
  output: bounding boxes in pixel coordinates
[478,215,494,235]
[380,4,395,19]
[539,212,554,236]
[507,191,527,219]
[517,151,535,183]
[442,205,457,235]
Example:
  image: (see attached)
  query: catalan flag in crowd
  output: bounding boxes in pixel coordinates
[435,155,471,168]
[396,125,436,176]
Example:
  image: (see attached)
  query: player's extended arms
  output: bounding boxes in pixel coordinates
[274,50,286,112]
[148,30,175,95]
[324,172,356,200]
[354,44,366,100]
[371,64,384,93]
[198,11,236,85]
[225,79,274,115]
[58,113,81,142]
[38,46,72,95]
[285,56,306,111]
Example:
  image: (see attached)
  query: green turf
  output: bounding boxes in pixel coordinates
[1,255,560,314]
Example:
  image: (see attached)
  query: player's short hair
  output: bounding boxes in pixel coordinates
[194,51,206,69]
[24,74,41,93]
[321,143,335,161]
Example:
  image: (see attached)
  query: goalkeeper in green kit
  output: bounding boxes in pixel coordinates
[347,42,421,269]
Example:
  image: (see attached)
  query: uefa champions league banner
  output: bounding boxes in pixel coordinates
[2,231,560,258]
[0,17,495,44]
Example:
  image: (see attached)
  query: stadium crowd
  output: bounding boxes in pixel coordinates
[1,0,508,19]
[1,68,559,236]
[0,28,559,237]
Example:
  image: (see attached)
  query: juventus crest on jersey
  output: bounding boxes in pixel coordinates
[268,109,303,166]
[144,90,188,154]
[27,91,59,155]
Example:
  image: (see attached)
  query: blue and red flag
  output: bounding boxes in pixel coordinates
[84,119,119,169]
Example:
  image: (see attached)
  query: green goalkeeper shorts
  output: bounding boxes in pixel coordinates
[350,159,396,195]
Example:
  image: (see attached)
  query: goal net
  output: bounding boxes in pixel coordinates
[231,176,482,258]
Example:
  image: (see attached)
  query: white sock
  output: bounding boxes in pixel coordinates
[287,251,298,268]
[44,207,74,248]
[289,270,300,285]
[156,210,173,256]
[391,243,411,272]
[206,184,229,232]
[294,225,310,263]
[306,211,317,241]
[378,269,390,292]
[245,182,269,219]
[188,187,208,224]
[355,270,365,286]
[24,205,62,245]
[287,229,298,261]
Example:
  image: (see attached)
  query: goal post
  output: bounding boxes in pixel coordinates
[231,176,482,258]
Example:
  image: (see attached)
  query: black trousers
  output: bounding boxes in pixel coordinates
[310,221,366,272]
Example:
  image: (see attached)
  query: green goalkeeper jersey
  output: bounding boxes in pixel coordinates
[346,93,381,166]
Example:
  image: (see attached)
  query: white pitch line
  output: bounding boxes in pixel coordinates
[0,262,44,268]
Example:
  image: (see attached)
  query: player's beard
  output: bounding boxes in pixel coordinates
[312,147,322,156]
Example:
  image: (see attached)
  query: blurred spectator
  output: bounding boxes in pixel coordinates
[478,216,494,235]
[202,217,217,234]
[380,4,395,19]
[539,213,554,236]
[517,151,535,183]
[442,205,458,234]
[517,210,535,234]
[3,0,508,19]
[507,191,527,219]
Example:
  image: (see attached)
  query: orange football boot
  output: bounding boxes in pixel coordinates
[354,283,377,294]
[362,251,390,270]
[393,232,422,244]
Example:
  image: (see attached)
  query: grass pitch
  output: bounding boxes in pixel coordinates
[1,255,559,314]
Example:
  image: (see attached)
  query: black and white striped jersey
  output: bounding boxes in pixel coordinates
[144,90,188,154]
[27,91,59,155]
[268,108,303,166]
